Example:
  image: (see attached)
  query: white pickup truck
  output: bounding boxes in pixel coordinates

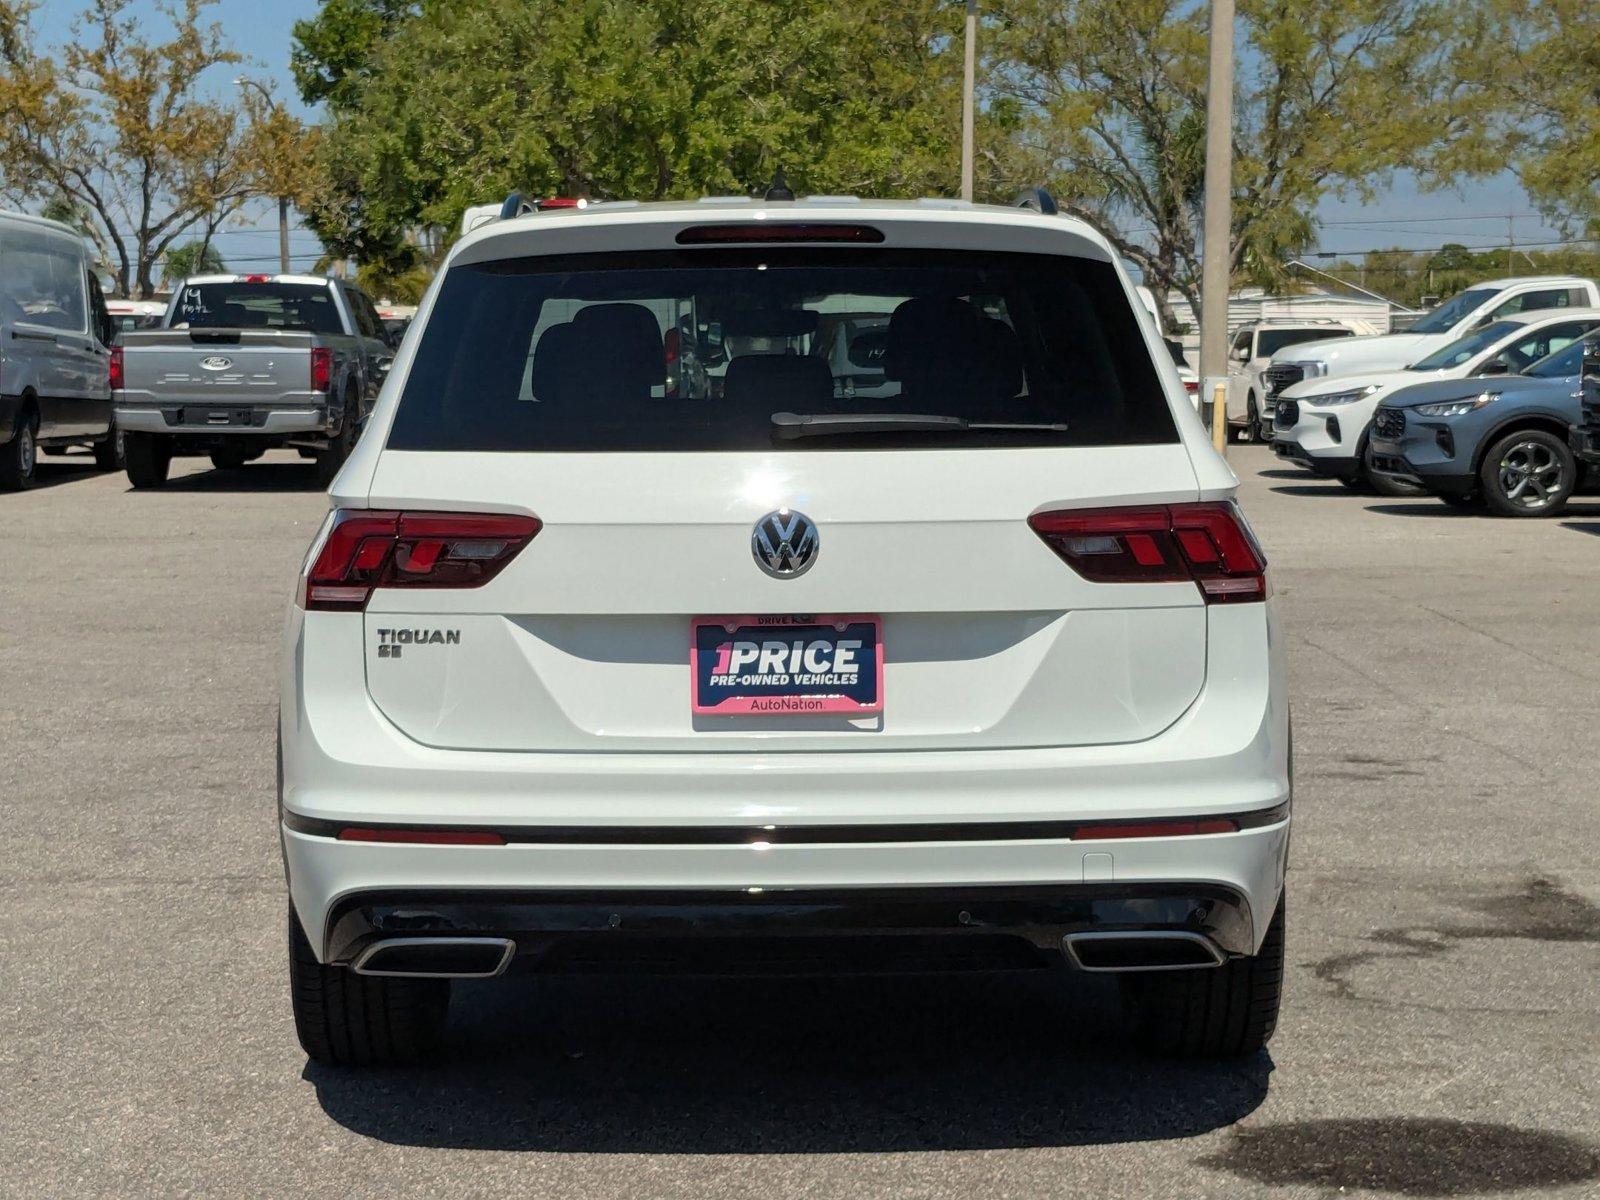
[113,274,397,487]
[1262,275,1600,400]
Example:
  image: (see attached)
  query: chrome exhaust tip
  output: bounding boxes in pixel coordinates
[351,936,516,978]
[1062,930,1226,972]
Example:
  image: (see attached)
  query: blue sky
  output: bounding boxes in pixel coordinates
[33,0,1564,275]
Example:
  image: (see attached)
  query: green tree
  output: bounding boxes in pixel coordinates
[984,0,1481,320]
[293,0,962,267]
[1451,1,1599,234]
[0,0,250,297]
[291,0,416,110]
[162,237,225,284]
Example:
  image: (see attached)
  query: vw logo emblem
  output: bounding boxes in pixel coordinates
[199,356,233,371]
[752,509,818,578]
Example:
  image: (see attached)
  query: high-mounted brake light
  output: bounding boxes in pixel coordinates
[534,197,587,210]
[675,223,885,245]
[298,510,541,611]
[108,346,124,391]
[310,346,332,392]
[243,274,271,284]
[1029,502,1267,604]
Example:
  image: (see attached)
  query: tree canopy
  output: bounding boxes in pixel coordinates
[983,0,1480,320]
[0,0,250,295]
[293,0,963,270]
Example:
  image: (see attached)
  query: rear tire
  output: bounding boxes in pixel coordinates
[93,426,125,471]
[1121,894,1285,1059]
[288,905,450,1068]
[1478,429,1576,518]
[0,411,38,490]
[124,433,171,488]
[315,397,358,487]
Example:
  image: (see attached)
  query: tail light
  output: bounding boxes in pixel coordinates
[109,346,124,391]
[1029,502,1267,604]
[1183,379,1199,395]
[298,510,541,611]
[310,346,332,392]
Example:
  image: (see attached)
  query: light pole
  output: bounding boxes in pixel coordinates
[960,0,977,202]
[234,77,291,274]
[1197,0,1235,450]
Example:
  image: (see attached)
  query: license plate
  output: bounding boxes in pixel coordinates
[691,615,882,715]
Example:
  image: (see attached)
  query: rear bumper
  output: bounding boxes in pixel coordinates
[313,880,1264,972]
[114,400,332,436]
[284,810,1290,965]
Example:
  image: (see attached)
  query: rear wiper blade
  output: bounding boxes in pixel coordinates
[772,411,1068,440]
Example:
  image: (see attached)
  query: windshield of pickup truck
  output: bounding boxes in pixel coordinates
[170,282,342,335]
[387,248,1178,452]
[1409,287,1496,334]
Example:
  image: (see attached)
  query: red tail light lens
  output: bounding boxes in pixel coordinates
[298,510,541,611]
[243,274,271,283]
[108,346,124,390]
[338,827,506,845]
[310,346,332,393]
[1029,502,1267,603]
[1075,817,1239,840]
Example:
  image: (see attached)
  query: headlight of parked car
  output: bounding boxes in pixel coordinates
[1307,384,1379,408]
[1412,391,1502,418]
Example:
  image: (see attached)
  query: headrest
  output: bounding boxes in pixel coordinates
[885,297,986,384]
[574,303,663,370]
[530,321,583,403]
[979,317,1024,400]
[723,354,834,409]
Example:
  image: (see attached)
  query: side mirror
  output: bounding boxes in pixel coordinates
[1477,357,1511,377]
[374,355,394,381]
[1232,345,1251,363]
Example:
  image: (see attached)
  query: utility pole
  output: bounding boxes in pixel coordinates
[1506,213,1514,279]
[1197,0,1236,428]
[235,77,291,274]
[960,0,977,202]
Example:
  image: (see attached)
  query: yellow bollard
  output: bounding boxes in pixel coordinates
[1211,382,1228,456]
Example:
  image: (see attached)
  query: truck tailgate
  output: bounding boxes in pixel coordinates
[116,330,318,406]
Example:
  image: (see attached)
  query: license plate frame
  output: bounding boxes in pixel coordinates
[690,614,883,716]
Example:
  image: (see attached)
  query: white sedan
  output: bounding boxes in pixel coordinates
[1271,308,1600,491]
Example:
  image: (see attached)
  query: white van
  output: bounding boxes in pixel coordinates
[0,210,121,489]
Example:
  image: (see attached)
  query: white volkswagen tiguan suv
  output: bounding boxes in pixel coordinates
[280,195,1290,1066]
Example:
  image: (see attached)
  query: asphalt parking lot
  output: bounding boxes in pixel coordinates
[3,446,1598,1199]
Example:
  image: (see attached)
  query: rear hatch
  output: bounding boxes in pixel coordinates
[353,224,1212,753]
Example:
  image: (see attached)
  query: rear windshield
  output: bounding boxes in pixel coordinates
[387,249,1178,452]
[170,282,343,334]
[1257,327,1351,357]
